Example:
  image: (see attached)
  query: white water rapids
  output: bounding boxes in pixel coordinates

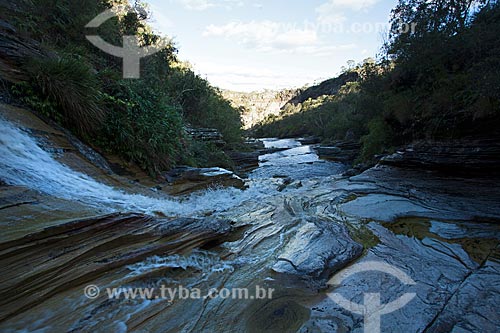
[0,118,275,217]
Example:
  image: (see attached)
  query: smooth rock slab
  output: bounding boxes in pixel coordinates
[273,220,363,286]
[300,221,500,333]
[426,256,500,332]
[163,167,246,195]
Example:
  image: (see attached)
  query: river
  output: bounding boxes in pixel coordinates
[1,116,499,332]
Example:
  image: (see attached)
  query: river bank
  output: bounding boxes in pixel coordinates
[1,103,499,332]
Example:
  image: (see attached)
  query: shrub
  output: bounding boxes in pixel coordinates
[101,82,184,175]
[359,118,394,161]
[183,140,235,170]
[24,55,103,136]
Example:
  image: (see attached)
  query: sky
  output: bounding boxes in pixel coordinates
[144,0,399,92]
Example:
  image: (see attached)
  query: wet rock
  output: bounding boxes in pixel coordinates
[246,298,311,333]
[297,137,321,145]
[301,221,500,333]
[314,141,360,163]
[277,177,293,192]
[425,253,500,332]
[227,150,260,174]
[273,220,363,287]
[163,167,246,195]
[299,164,500,332]
[0,213,233,323]
[244,138,265,150]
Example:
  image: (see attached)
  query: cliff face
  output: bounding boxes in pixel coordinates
[224,72,361,132]
[287,71,359,105]
[223,89,299,129]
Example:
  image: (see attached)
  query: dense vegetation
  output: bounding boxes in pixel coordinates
[0,0,242,175]
[255,0,500,161]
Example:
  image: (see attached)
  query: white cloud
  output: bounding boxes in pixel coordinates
[177,0,243,11]
[148,4,175,35]
[205,20,345,54]
[203,20,356,55]
[319,0,380,12]
[316,12,347,25]
[193,62,321,92]
[178,0,214,11]
[315,0,379,25]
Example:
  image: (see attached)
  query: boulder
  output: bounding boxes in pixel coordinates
[297,137,321,145]
[314,141,361,163]
[226,150,260,174]
[163,167,246,195]
[272,220,363,286]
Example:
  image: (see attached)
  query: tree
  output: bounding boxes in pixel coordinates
[386,0,488,60]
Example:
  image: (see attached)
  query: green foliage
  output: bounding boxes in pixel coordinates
[100,81,184,175]
[165,68,243,145]
[2,0,243,175]
[11,82,61,122]
[24,55,103,136]
[359,118,394,161]
[255,2,500,162]
[182,141,235,170]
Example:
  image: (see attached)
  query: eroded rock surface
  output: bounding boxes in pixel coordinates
[0,213,233,327]
[1,103,499,332]
[163,166,246,195]
[273,220,363,286]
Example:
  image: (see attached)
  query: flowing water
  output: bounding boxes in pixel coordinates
[0,118,344,217]
[2,117,500,332]
[0,119,267,216]
[0,117,347,332]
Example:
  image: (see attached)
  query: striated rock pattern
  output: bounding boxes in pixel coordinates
[162,166,246,195]
[273,220,363,286]
[0,213,233,325]
[1,102,499,332]
[314,141,361,163]
[381,138,500,175]
[223,89,299,129]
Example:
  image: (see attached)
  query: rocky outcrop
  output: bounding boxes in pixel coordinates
[299,165,500,332]
[0,17,45,82]
[0,213,234,323]
[287,71,359,106]
[297,137,321,145]
[185,127,226,146]
[223,89,299,129]
[227,150,260,174]
[162,167,246,195]
[381,138,500,175]
[273,220,363,286]
[2,100,500,332]
[314,141,361,163]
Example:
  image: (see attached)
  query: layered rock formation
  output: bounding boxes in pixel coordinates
[381,138,500,175]
[223,89,299,129]
[314,141,361,163]
[162,166,246,195]
[1,102,499,332]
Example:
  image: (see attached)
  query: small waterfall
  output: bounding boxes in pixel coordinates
[0,118,272,216]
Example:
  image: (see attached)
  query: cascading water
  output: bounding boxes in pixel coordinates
[0,116,353,332]
[0,117,275,217]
